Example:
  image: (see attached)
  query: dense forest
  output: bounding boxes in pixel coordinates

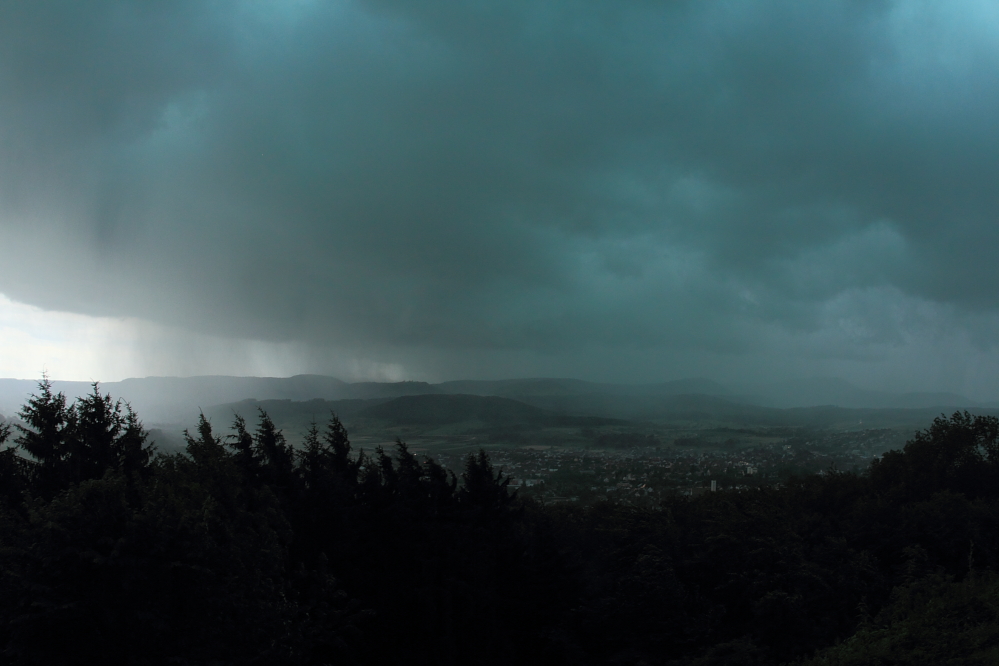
[1,380,998,665]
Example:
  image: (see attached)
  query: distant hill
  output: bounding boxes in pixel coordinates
[355,393,620,427]
[437,378,601,397]
[192,393,624,453]
[436,377,728,398]
[0,374,989,430]
[0,375,350,424]
[0,375,727,424]
[347,381,440,399]
[188,390,999,457]
[13,376,990,455]
[0,376,439,424]
[204,397,390,425]
[748,377,980,410]
[358,394,552,425]
[208,394,621,430]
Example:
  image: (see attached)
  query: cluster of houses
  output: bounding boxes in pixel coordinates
[429,428,899,506]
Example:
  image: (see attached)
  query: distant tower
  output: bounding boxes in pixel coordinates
[710,480,717,492]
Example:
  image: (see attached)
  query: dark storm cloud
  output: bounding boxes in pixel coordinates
[2,1,999,384]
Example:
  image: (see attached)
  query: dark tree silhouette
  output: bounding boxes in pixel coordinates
[0,421,26,509]
[254,408,295,497]
[458,449,515,517]
[14,376,74,499]
[3,383,999,665]
[871,411,999,500]
[226,412,258,477]
[14,379,154,501]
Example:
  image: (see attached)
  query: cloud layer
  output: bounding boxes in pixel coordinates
[2,1,999,394]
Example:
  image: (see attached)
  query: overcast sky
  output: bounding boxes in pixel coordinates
[2,0,999,396]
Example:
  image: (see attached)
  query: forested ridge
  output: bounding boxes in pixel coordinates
[2,380,999,665]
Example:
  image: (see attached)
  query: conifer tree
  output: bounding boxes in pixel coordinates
[184,412,226,466]
[117,404,153,477]
[0,421,25,508]
[254,408,294,493]
[71,382,123,482]
[324,412,355,477]
[226,412,259,478]
[298,420,330,492]
[458,449,513,516]
[15,376,74,499]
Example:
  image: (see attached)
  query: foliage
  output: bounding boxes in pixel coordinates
[13,378,153,501]
[1,386,998,665]
[870,411,999,501]
[802,572,999,665]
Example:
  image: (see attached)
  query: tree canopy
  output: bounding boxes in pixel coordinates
[1,380,998,664]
